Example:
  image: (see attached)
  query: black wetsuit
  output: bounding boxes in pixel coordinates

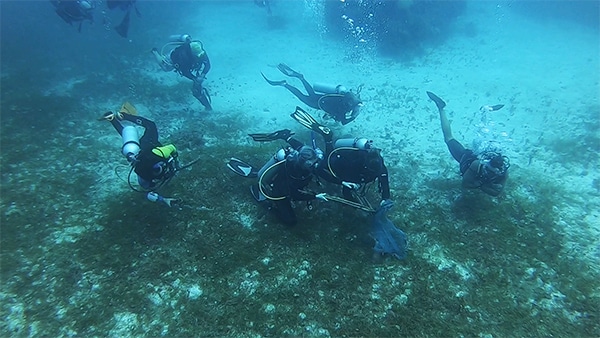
[52,0,94,29]
[319,140,390,201]
[446,139,478,175]
[170,43,212,110]
[281,78,361,125]
[109,114,172,189]
[262,138,316,226]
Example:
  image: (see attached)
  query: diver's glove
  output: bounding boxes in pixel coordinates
[248,129,295,142]
[147,192,178,207]
[342,181,360,190]
[315,193,328,201]
[380,199,394,209]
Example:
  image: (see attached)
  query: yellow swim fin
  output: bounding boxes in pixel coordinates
[119,101,138,116]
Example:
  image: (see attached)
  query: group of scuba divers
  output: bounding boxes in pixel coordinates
[98,33,510,235]
[51,0,139,37]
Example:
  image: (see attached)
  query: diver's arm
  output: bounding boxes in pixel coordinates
[316,167,342,185]
[480,172,507,197]
[199,54,211,78]
[287,137,304,150]
[379,163,391,200]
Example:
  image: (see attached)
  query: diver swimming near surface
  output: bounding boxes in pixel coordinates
[262,63,363,125]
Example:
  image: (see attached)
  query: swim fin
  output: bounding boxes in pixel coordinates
[227,158,258,178]
[261,72,286,86]
[426,91,446,110]
[248,129,294,142]
[119,101,138,116]
[250,184,266,202]
[290,106,332,141]
[115,10,130,38]
[277,63,303,78]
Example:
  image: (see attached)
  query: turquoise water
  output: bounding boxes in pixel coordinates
[1,1,598,336]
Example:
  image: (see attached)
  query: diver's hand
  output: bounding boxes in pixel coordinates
[315,193,328,201]
[380,199,394,209]
[161,198,179,207]
[194,75,205,85]
[342,181,360,190]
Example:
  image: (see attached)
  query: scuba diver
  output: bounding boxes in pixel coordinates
[106,0,140,38]
[261,63,363,125]
[250,107,391,208]
[291,107,391,206]
[227,131,323,226]
[51,0,95,32]
[98,102,185,207]
[151,34,213,111]
[426,91,510,197]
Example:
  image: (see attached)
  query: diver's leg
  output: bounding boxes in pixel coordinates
[192,82,213,111]
[121,113,160,147]
[438,107,454,143]
[445,139,467,163]
[272,198,297,226]
[426,91,453,142]
[110,119,124,135]
[283,84,319,109]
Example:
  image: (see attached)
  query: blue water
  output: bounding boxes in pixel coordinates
[1,1,598,336]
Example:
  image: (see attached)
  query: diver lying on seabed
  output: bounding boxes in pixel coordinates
[426,91,510,197]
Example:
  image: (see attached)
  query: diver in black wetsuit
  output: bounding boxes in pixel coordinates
[98,103,180,206]
[262,64,363,125]
[426,91,509,197]
[51,0,95,32]
[152,35,213,111]
[252,107,391,206]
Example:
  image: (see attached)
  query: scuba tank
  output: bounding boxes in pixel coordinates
[169,34,192,43]
[121,125,140,158]
[313,82,348,94]
[334,138,373,150]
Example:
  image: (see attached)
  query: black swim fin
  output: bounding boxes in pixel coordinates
[227,158,258,178]
[250,184,266,202]
[261,72,286,86]
[277,63,303,78]
[248,129,294,142]
[290,106,332,141]
[426,91,446,110]
[115,10,130,38]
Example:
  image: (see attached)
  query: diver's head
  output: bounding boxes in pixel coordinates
[190,42,205,58]
[481,152,510,179]
[289,146,320,172]
[364,148,384,174]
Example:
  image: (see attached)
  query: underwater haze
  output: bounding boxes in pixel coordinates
[1,0,599,336]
